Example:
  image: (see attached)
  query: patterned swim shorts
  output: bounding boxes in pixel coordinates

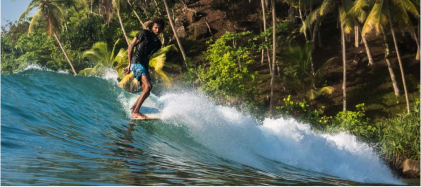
[130,63,149,81]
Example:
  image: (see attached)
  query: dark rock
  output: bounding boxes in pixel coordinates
[402,159,420,178]
[174,18,187,38]
[186,11,196,23]
[193,24,210,40]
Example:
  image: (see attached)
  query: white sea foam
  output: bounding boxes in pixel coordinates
[99,68,119,83]
[23,64,69,74]
[157,92,403,184]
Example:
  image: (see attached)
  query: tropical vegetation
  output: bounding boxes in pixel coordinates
[1,0,419,176]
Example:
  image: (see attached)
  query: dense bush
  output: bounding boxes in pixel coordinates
[377,99,420,165]
[197,31,259,105]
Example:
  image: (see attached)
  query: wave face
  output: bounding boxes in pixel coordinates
[1,69,403,185]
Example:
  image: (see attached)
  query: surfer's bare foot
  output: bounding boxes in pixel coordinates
[132,112,147,119]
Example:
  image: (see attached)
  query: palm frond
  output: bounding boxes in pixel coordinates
[28,8,44,34]
[300,7,322,33]
[82,42,112,67]
[319,86,335,95]
[362,0,386,36]
[119,72,133,88]
[392,0,419,17]
[129,30,138,38]
[110,38,121,63]
[340,5,354,34]
[154,70,172,87]
[78,68,94,76]
[45,3,64,36]
[114,48,128,78]
[306,86,334,100]
[18,1,39,22]
[314,57,337,79]
[348,0,370,23]
[150,44,178,59]
[320,0,336,15]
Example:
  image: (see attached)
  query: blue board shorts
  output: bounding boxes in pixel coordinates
[130,63,149,81]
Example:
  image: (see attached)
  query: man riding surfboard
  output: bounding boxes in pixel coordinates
[124,18,165,119]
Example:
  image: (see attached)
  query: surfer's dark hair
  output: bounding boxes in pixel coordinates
[144,17,165,32]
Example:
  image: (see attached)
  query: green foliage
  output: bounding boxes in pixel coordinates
[79,39,122,76]
[252,21,292,51]
[276,95,330,129]
[328,104,377,141]
[282,38,336,99]
[197,31,259,104]
[377,99,421,162]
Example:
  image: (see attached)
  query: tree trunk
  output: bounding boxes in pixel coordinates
[318,26,322,47]
[340,10,346,112]
[261,49,264,65]
[361,35,374,65]
[357,22,373,65]
[163,0,187,61]
[267,49,272,75]
[117,12,130,45]
[90,0,93,15]
[298,0,308,40]
[269,0,276,116]
[412,23,420,60]
[127,0,144,26]
[382,28,400,98]
[355,23,359,47]
[388,9,410,113]
[417,21,420,60]
[261,0,271,75]
[53,32,77,75]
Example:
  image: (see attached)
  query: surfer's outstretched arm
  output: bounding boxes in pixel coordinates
[124,38,140,74]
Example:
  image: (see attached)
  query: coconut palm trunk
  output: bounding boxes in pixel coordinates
[117,12,130,45]
[361,33,374,65]
[298,0,308,40]
[417,21,420,60]
[381,28,400,98]
[269,0,276,115]
[127,0,144,26]
[53,32,77,75]
[355,23,359,47]
[388,9,410,113]
[261,0,272,75]
[357,22,374,65]
[163,0,187,62]
[340,9,347,112]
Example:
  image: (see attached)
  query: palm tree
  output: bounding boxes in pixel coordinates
[349,0,400,97]
[126,0,144,26]
[261,0,272,70]
[113,0,130,45]
[347,0,375,65]
[285,40,336,99]
[301,0,352,111]
[98,0,130,45]
[162,0,187,63]
[269,0,276,116]
[78,39,122,76]
[361,0,419,113]
[19,0,77,75]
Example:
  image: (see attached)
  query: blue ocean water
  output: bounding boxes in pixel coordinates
[1,68,407,185]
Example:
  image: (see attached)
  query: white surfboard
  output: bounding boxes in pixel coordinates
[131,113,161,120]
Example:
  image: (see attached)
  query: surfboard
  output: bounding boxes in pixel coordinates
[131,113,161,120]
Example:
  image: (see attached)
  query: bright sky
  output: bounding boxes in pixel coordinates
[1,0,35,27]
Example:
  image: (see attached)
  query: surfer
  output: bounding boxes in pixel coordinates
[123,18,165,119]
